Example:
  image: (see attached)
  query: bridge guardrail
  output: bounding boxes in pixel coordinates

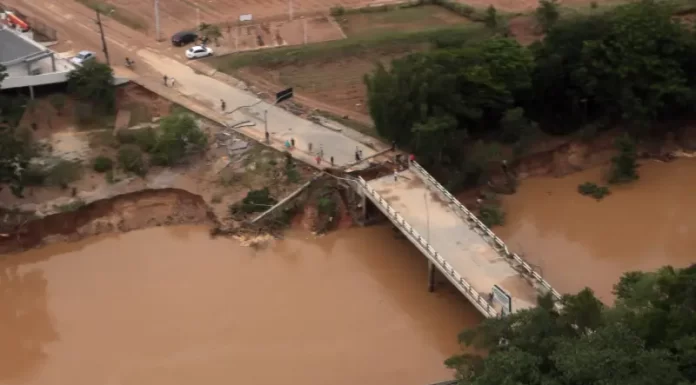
[355,176,499,318]
[410,162,562,301]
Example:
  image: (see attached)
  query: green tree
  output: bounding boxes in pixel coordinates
[580,0,696,124]
[49,94,66,116]
[199,22,222,44]
[118,144,147,176]
[484,6,498,30]
[531,0,696,130]
[67,61,116,114]
[151,113,208,166]
[365,38,532,180]
[609,133,639,183]
[447,264,696,385]
[0,65,33,197]
[535,0,560,32]
[232,187,277,214]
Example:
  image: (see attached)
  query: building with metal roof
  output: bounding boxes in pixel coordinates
[0,26,76,95]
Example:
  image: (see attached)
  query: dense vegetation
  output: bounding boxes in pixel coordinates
[365,0,696,189]
[447,264,696,385]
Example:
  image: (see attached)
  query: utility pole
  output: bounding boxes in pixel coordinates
[303,18,307,44]
[289,0,293,20]
[154,0,161,41]
[196,8,200,27]
[95,9,110,66]
[264,110,268,141]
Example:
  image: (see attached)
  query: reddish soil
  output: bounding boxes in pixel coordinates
[336,4,469,36]
[27,0,388,41]
[234,47,421,123]
[215,16,345,54]
[0,189,215,254]
[508,15,539,45]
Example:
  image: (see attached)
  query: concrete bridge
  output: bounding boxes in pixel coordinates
[353,162,561,318]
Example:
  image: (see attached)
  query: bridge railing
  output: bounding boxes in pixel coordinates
[355,176,499,318]
[409,162,562,301]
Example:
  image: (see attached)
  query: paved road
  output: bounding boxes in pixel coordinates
[367,168,539,313]
[137,49,378,167]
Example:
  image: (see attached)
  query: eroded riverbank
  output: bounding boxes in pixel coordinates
[0,225,482,385]
[497,158,696,302]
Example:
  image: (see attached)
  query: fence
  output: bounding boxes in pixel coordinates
[355,176,499,318]
[409,162,562,301]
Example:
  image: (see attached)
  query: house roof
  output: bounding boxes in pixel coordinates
[0,28,44,64]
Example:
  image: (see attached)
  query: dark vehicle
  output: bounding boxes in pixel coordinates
[171,31,198,47]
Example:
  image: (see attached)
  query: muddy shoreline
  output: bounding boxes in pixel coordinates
[0,188,217,255]
[2,128,693,255]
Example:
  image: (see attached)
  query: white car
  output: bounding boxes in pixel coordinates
[70,50,96,66]
[185,45,213,59]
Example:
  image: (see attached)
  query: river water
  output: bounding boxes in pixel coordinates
[6,158,694,384]
[497,158,696,302]
[0,225,482,385]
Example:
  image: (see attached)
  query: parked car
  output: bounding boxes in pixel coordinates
[171,31,198,47]
[185,45,213,59]
[70,50,96,66]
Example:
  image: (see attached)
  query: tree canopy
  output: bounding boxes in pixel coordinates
[67,60,116,114]
[446,264,696,385]
[0,65,33,197]
[365,0,696,185]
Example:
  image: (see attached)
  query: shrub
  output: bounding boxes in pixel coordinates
[150,113,208,166]
[92,156,113,173]
[484,5,498,29]
[117,127,158,152]
[535,0,560,32]
[49,94,66,116]
[578,182,610,200]
[232,187,277,214]
[317,196,337,217]
[609,134,639,184]
[330,6,345,16]
[44,160,82,188]
[479,204,505,228]
[118,144,147,176]
[285,167,301,183]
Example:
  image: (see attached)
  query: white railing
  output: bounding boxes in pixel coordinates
[355,176,499,318]
[409,162,562,300]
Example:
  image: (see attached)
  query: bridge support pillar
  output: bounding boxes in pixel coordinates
[427,260,435,292]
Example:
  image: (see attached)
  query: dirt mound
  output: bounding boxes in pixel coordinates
[0,188,216,254]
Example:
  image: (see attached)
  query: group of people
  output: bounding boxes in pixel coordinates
[162,75,176,87]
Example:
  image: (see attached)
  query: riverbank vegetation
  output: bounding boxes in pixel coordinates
[365,0,696,190]
[447,264,696,385]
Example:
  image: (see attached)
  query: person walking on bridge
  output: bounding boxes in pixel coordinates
[220,99,226,112]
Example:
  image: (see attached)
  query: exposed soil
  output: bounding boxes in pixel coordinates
[0,188,215,254]
[234,46,422,123]
[214,16,345,54]
[336,5,469,37]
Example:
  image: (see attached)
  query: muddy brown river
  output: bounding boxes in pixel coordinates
[498,158,696,302]
[5,158,696,384]
[0,225,481,385]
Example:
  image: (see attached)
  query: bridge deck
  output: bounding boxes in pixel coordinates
[367,169,538,314]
